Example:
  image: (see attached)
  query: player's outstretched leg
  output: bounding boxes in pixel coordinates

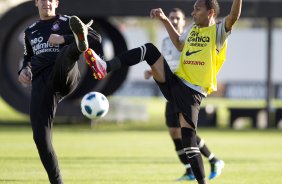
[84,48,107,80]
[69,16,91,52]
[84,43,161,80]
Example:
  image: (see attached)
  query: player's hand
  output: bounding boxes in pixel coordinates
[18,67,32,85]
[144,70,153,80]
[48,34,65,45]
[150,8,167,21]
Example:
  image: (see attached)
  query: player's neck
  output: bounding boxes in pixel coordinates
[197,18,216,28]
[209,18,216,26]
[40,14,56,21]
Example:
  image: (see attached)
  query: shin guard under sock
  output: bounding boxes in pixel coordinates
[106,43,161,72]
[173,138,189,166]
[181,128,206,181]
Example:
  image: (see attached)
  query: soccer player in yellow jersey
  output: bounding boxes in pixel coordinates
[84,0,242,183]
[144,8,224,181]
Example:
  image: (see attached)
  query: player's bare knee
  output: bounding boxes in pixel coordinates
[151,57,165,82]
[179,113,195,129]
[169,127,181,139]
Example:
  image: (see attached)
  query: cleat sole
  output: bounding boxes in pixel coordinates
[84,49,106,80]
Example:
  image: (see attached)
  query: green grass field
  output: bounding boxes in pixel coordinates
[0,126,282,184]
[1,97,282,184]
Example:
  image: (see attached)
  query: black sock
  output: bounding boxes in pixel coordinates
[181,128,205,181]
[197,136,211,158]
[198,178,208,184]
[106,43,161,73]
[106,57,121,73]
[173,138,189,166]
[209,157,219,164]
[197,136,218,164]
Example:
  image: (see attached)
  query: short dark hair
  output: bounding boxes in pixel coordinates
[170,8,186,18]
[205,0,220,18]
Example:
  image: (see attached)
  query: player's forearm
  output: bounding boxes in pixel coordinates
[21,46,33,74]
[63,35,74,45]
[225,0,242,31]
[229,0,242,23]
[18,61,31,75]
[161,18,183,51]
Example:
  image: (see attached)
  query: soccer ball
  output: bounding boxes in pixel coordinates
[80,91,109,119]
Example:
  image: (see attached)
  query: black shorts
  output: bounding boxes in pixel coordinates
[165,101,180,128]
[155,60,203,128]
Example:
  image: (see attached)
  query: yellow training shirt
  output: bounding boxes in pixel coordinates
[175,24,227,94]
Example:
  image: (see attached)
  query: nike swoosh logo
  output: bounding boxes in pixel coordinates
[187,154,199,159]
[31,30,38,34]
[186,50,202,56]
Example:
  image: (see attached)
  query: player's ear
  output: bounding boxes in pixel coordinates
[208,8,215,19]
[56,0,59,8]
[35,0,38,7]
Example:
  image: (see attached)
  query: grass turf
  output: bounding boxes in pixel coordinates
[0,126,282,184]
[1,97,282,183]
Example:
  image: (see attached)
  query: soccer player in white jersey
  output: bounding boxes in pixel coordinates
[84,0,242,183]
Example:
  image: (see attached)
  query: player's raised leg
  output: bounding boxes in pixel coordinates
[84,43,163,81]
[69,16,91,52]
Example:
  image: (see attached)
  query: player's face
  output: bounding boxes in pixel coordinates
[168,11,186,33]
[191,0,213,27]
[35,0,59,20]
